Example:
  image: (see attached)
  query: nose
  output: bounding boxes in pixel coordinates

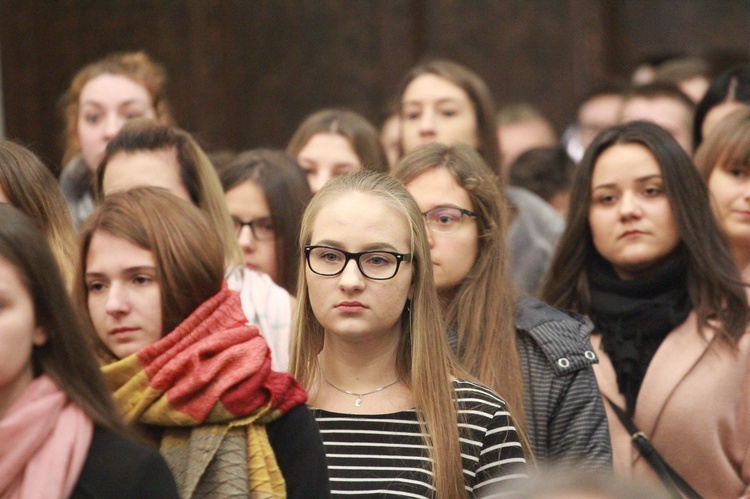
[418,109,436,136]
[104,282,130,316]
[309,170,333,195]
[237,225,256,252]
[618,191,642,220]
[425,221,435,249]
[103,114,125,141]
[338,258,365,292]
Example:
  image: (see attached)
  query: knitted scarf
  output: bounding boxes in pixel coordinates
[0,375,93,499]
[588,251,692,417]
[102,288,307,498]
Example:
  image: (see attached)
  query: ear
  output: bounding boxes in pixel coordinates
[32,326,48,347]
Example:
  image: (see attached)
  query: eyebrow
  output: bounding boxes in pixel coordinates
[313,240,401,252]
[424,203,471,211]
[592,174,663,191]
[402,97,464,107]
[85,266,157,278]
[80,99,149,108]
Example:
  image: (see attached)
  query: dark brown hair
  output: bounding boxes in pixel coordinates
[95,119,241,265]
[219,149,312,294]
[542,121,748,344]
[0,204,123,431]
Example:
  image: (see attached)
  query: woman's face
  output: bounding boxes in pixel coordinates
[707,159,750,254]
[405,166,479,293]
[588,143,681,280]
[225,179,279,281]
[85,231,163,359]
[0,256,46,418]
[101,148,191,201]
[296,133,361,194]
[77,74,156,172]
[400,73,479,154]
[306,191,413,343]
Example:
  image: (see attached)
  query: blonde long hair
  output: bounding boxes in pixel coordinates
[289,171,467,497]
[392,143,530,456]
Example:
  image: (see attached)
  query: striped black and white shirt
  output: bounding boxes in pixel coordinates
[312,379,527,498]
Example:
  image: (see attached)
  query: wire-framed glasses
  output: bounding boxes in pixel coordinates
[232,216,275,241]
[422,207,477,233]
[304,245,412,280]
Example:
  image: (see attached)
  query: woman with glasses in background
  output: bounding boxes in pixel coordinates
[290,171,527,498]
[393,143,611,470]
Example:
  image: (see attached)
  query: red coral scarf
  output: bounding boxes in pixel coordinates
[102,287,307,497]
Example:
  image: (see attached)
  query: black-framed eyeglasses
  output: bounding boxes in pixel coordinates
[422,207,477,233]
[304,245,412,280]
[232,216,275,241]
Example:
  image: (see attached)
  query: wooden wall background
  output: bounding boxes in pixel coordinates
[2,0,749,173]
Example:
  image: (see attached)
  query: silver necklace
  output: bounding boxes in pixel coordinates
[319,366,402,407]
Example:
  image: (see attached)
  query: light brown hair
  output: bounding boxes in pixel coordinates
[286,108,388,173]
[392,143,529,454]
[396,59,502,173]
[290,171,468,496]
[74,187,226,343]
[0,140,77,286]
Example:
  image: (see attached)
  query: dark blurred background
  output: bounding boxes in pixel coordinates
[2,0,749,173]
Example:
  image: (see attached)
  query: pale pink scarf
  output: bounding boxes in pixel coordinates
[0,375,93,499]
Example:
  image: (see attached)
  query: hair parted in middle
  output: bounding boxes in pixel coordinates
[396,59,502,173]
[286,108,388,173]
[74,187,226,349]
[541,120,748,345]
[289,170,470,497]
[391,142,529,453]
[94,118,242,266]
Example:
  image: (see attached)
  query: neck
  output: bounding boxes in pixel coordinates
[318,332,401,393]
[731,244,750,283]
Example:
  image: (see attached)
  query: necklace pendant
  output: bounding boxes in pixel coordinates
[355,396,362,407]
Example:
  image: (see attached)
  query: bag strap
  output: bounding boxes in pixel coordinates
[605,397,702,499]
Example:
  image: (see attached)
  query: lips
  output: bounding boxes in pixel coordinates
[619,229,645,239]
[335,301,368,313]
[110,326,138,338]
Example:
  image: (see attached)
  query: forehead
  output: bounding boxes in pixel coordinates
[103,149,187,199]
[592,143,662,186]
[311,191,410,249]
[579,94,623,122]
[403,73,471,104]
[86,230,154,268]
[297,133,360,164]
[80,73,152,107]
[622,96,690,124]
[405,166,472,212]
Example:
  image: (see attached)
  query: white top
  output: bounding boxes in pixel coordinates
[226,267,292,371]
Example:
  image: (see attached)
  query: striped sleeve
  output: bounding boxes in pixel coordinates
[453,380,528,497]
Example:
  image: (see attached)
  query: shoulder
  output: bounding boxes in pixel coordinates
[505,186,565,238]
[452,378,508,413]
[515,295,598,376]
[73,426,179,499]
